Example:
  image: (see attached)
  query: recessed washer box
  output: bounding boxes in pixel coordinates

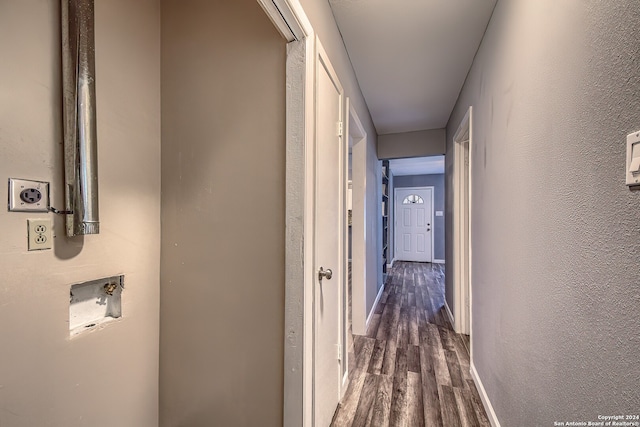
[69,275,123,337]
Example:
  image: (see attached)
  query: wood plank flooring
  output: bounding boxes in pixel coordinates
[331,261,489,427]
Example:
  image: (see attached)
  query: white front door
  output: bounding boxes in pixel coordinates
[314,42,344,427]
[395,187,433,262]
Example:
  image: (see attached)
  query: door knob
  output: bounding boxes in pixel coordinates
[318,267,333,281]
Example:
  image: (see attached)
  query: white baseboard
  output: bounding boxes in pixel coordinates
[386,263,392,271]
[470,362,501,427]
[365,284,385,329]
[340,370,350,400]
[433,259,445,264]
[444,299,455,327]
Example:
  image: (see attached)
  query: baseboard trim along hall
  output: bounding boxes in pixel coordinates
[366,284,385,329]
[433,259,445,264]
[470,363,501,427]
[444,300,455,327]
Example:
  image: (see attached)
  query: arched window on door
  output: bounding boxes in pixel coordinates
[402,194,424,204]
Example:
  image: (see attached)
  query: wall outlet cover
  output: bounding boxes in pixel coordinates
[27,218,52,251]
[626,131,640,187]
[8,178,50,212]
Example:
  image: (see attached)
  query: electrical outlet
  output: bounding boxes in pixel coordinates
[8,178,50,212]
[28,219,53,251]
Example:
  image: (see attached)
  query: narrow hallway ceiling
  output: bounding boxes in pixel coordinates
[329,0,496,135]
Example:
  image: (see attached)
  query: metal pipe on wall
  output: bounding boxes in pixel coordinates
[61,0,99,236]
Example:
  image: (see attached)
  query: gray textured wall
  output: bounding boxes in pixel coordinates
[160,0,285,425]
[392,174,445,261]
[378,129,446,160]
[445,0,640,424]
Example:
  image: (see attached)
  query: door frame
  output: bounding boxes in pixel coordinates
[452,106,473,338]
[345,99,368,338]
[393,186,435,263]
[256,1,347,425]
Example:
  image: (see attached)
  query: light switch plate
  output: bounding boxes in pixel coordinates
[626,131,640,187]
[27,218,53,251]
[8,178,50,212]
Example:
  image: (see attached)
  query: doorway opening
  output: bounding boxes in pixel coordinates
[387,155,446,268]
[346,100,369,340]
[452,106,472,340]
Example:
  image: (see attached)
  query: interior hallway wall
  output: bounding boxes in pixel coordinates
[445,0,640,424]
[378,129,446,159]
[159,0,286,425]
[0,1,161,426]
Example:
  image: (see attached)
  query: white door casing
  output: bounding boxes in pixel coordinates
[314,40,345,427]
[346,101,368,338]
[258,1,349,425]
[256,1,314,425]
[452,106,472,337]
[394,187,434,262]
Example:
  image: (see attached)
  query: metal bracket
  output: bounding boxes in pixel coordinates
[49,207,74,215]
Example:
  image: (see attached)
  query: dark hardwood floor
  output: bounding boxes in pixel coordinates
[332,261,489,427]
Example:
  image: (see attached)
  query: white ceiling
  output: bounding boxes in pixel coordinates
[329,0,496,135]
[389,156,444,176]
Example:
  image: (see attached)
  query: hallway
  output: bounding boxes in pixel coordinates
[332,262,489,427]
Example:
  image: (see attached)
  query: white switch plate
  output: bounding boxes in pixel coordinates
[27,218,53,251]
[626,131,640,187]
[8,178,50,212]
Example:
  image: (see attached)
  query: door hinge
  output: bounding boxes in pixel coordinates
[336,343,342,362]
[337,121,344,137]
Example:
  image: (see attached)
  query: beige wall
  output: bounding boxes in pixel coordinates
[378,129,446,159]
[159,0,286,425]
[0,1,161,426]
[445,0,640,424]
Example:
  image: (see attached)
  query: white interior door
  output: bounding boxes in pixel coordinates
[395,187,433,262]
[314,42,344,427]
